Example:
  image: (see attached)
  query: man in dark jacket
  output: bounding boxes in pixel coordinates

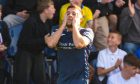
[14,0,55,84]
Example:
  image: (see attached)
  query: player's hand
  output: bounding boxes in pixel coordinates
[62,13,68,26]
[72,12,80,28]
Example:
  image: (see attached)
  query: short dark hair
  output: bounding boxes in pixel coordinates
[109,31,122,39]
[37,0,54,13]
[123,53,140,67]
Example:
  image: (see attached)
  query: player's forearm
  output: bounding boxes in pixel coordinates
[46,25,65,48]
[72,26,87,49]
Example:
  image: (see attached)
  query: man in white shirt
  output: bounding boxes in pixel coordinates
[97,31,127,83]
[107,53,140,84]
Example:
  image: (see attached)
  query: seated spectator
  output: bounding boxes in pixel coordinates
[107,53,140,84]
[0,4,11,84]
[2,0,37,28]
[97,31,127,83]
[119,0,140,54]
[59,0,93,28]
[107,0,125,31]
[84,0,125,51]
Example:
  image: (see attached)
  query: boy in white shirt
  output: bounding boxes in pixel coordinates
[97,31,127,83]
[107,54,140,84]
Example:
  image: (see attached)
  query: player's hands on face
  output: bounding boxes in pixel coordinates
[72,10,81,28]
[62,13,68,27]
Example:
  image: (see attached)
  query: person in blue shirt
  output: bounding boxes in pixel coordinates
[45,5,94,84]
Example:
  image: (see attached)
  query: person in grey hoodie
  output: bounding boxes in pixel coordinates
[119,0,140,54]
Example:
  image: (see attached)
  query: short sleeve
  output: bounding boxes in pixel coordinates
[81,28,94,43]
[97,51,105,68]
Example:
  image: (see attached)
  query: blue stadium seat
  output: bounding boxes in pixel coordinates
[135,48,140,59]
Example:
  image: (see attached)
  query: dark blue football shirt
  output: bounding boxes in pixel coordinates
[56,27,94,84]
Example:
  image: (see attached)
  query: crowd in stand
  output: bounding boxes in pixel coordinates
[0,0,140,84]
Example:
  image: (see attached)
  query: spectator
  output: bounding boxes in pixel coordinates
[13,0,55,84]
[2,0,37,28]
[45,5,94,84]
[59,0,93,28]
[119,0,140,54]
[107,53,140,84]
[83,0,126,51]
[0,4,11,84]
[97,31,127,83]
